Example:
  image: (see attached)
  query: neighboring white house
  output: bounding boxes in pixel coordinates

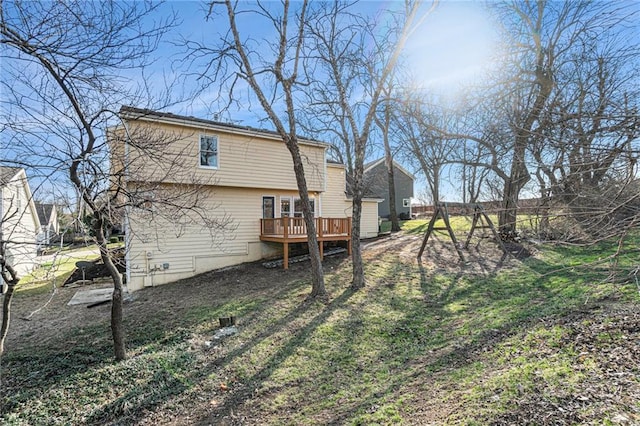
[0,167,41,289]
[35,202,59,248]
[114,107,381,292]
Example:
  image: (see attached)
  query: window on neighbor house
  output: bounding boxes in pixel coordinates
[200,135,218,168]
[403,198,410,208]
[15,186,21,211]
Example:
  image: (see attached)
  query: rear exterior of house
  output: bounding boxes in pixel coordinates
[116,108,380,291]
[364,159,414,219]
[0,167,41,288]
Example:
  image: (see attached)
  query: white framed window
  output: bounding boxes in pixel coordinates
[280,196,316,217]
[294,197,315,217]
[280,197,291,217]
[15,186,22,211]
[403,198,410,208]
[200,135,218,168]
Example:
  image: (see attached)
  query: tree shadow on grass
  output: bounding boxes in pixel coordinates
[2,258,347,425]
[314,256,624,424]
[83,277,336,424]
[195,286,357,423]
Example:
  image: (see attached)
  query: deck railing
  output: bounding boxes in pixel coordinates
[260,217,351,239]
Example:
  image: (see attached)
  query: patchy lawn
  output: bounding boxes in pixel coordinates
[17,246,103,295]
[1,225,639,425]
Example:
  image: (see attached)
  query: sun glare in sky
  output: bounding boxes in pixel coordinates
[403,1,500,92]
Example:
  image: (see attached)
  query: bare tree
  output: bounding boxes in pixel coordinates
[304,1,434,289]
[189,0,327,299]
[528,26,640,239]
[485,0,640,237]
[403,1,639,242]
[391,94,459,205]
[374,90,401,232]
[0,0,191,360]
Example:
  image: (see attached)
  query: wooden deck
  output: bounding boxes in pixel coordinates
[260,217,352,269]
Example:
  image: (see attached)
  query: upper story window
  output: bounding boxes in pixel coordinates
[15,185,22,211]
[200,135,218,168]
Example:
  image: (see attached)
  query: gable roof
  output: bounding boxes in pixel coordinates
[345,173,383,199]
[0,166,21,187]
[34,203,55,225]
[0,167,42,229]
[119,106,329,149]
[363,158,415,180]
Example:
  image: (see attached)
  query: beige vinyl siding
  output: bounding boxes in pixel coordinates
[322,164,352,217]
[1,174,40,278]
[123,121,325,192]
[120,120,383,291]
[322,164,380,239]
[126,186,316,291]
[360,200,380,239]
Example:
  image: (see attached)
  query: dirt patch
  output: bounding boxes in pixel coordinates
[5,252,347,352]
[363,230,533,275]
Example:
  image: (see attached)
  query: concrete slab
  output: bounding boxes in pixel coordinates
[68,288,113,306]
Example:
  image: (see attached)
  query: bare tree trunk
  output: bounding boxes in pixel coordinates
[381,102,400,232]
[386,159,400,231]
[432,164,441,204]
[289,143,326,298]
[0,279,17,358]
[351,188,365,290]
[498,136,534,237]
[93,216,126,360]
[214,0,326,299]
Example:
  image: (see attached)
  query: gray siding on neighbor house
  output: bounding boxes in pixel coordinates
[364,161,414,218]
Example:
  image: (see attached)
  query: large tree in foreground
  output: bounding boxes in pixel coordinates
[0,0,235,360]
[487,0,639,236]
[190,0,327,299]
[304,1,434,289]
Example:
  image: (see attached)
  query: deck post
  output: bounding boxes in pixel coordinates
[283,216,289,239]
[283,241,289,270]
[348,217,352,255]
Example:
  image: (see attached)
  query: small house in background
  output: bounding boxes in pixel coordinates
[35,202,59,247]
[363,158,414,219]
[0,166,41,291]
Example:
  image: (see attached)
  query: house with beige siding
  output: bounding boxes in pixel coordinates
[0,167,41,290]
[115,107,380,292]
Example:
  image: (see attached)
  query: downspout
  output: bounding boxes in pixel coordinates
[119,118,132,288]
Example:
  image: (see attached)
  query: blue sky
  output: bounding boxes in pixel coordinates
[148,1,500,119]
[0,1,502,204]
[5,1,638,205]
[135,1,501,202]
